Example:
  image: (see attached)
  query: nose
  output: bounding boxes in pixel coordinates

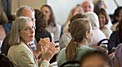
[30,27,35,34]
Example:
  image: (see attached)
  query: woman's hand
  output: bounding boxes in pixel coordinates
[42,43,60,61]
[35,38,50,57]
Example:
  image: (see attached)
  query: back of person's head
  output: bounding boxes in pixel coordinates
[34,9,42,20]
[66,14,90,61]
[81,1,94,13]
[9,16,32,45]
[16,5,35,19]
[80,50,112,67]
[85,11,100,29]
[35,9,46,33]
[113,7,122,23]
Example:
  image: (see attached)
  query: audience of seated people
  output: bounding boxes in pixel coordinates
[1,0,122,67]
[40,4,62,43]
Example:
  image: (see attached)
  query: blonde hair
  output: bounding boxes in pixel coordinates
[9,16,32,45]
[66,17,90,61]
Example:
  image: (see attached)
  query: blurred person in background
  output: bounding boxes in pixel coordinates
[95,8,112,38]
[81,0,94,13]
[80,50,113,67]
[34,9,52,42]
[85,11,106,46]
[40,4,62,43]
[111,7,122,31]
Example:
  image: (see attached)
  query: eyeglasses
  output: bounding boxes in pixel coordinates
[22,26,36,31]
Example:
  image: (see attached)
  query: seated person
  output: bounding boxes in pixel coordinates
[85,12,106,46]
[7,16,59,67]
[57,14,94,67]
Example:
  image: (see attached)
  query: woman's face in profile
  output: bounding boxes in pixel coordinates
[80,55,110,67]
[20,21,35,43]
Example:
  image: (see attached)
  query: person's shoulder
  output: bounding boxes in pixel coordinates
[10,42,29,52]
[59,48,66,53]
[79,46,94,50]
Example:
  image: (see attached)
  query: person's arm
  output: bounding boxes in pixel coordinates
[40,60,50,67]
[40,42,60,67]
[17,50,38,67]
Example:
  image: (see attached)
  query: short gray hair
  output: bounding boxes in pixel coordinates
[9,16,32,45]
[16,5,35,17]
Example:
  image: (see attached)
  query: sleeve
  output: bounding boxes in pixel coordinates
[108,31,119,53]
[17,51,38,67]
[40,60,50,67]
[53,24,62,42]
[57,48,66,67]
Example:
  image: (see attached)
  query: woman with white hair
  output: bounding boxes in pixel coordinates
[84,11,106,46]
[7,16,59,67]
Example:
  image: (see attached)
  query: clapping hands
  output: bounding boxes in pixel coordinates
[38,38,60,61]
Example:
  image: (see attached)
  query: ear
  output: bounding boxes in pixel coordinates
[85,31,90,39]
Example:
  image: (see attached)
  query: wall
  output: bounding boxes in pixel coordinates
[11,0,46,14]
[11,0,122,25]
[47,0,122,25]
[47,0,87,25]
